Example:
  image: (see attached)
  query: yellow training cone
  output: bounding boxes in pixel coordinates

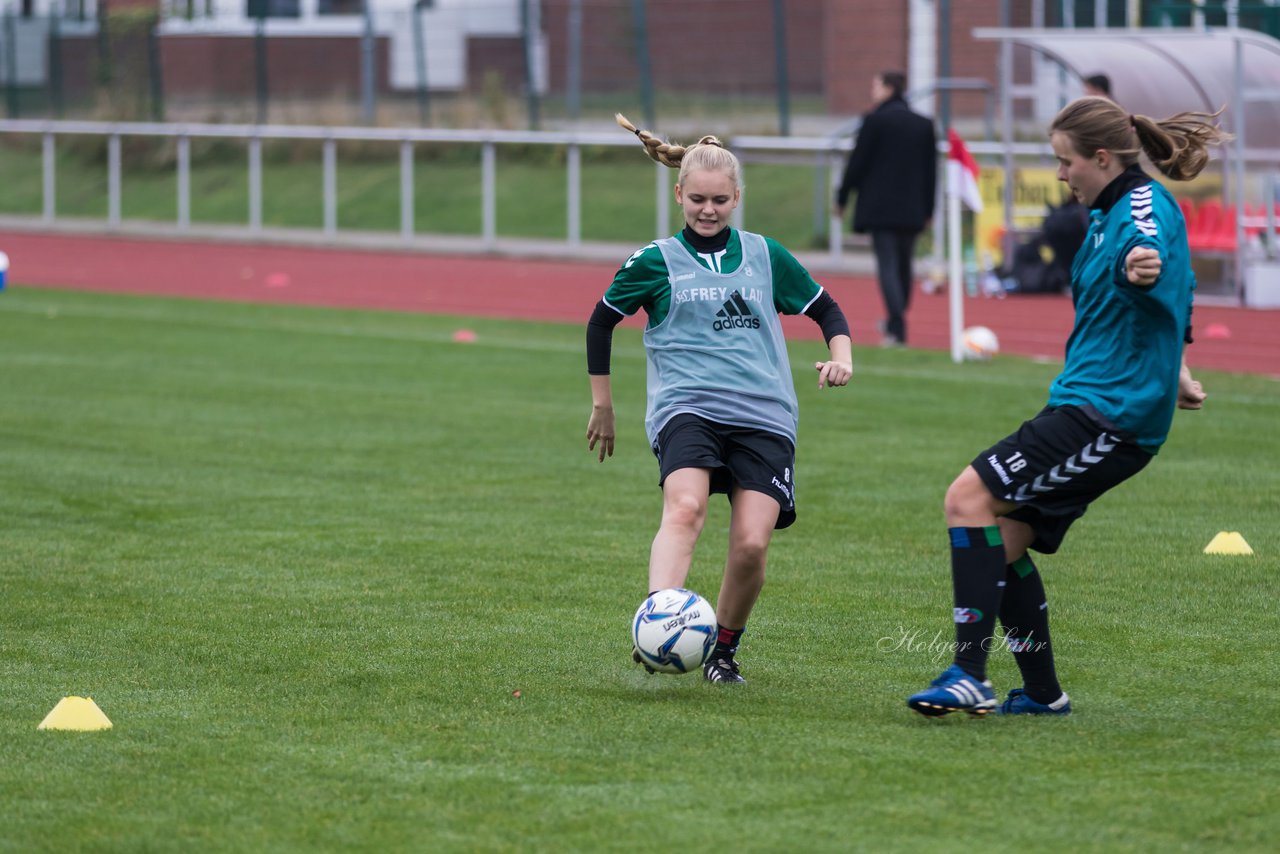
[1203,531,1254,556]
[37,696,113,731]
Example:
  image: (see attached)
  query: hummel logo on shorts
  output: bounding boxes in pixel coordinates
[713,291,760,331]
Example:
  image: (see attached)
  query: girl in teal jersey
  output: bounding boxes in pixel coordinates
[908,97,1230,717]
[587,114,853,683]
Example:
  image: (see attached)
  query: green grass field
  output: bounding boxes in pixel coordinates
[1,286,1277,852]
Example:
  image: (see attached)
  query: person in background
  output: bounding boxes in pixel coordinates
[587,114,853,684]
[906,96,1229,717]
[835,70,937,348]
[1083,73,1113,100]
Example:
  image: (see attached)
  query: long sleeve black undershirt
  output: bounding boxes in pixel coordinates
[807,291,851,343]
[586,301,625,375]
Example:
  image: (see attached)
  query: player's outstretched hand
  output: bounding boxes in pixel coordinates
[587,405,616,462]
[1178,363,1207,410]
[815,359,852,389]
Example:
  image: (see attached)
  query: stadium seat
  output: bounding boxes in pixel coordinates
[1244,203,1265,238]
[1185,197,1213,252]
[1178,196,1196,231]
[1213,205,1239,252]
[1193,199,1236,252]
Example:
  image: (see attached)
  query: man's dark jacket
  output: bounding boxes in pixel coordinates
[836,95,938,234]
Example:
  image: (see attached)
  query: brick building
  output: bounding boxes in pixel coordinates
[12,0,1049,126]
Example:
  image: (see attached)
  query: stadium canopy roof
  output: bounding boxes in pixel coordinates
[973,26,1280,162]
[971,27,1280,302]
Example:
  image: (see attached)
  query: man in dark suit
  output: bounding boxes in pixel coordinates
[835,71,937,347]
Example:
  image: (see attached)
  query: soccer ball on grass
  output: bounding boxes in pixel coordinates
[962,325,1000,361]
[632,588,717,674]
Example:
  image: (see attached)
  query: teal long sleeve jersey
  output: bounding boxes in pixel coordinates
[1047,167,1194,454]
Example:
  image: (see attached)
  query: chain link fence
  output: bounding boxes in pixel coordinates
[6,2,1280,132]
[0,0,831,134]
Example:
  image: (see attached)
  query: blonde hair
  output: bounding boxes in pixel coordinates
[615,113,742,188]
[1050,96,1233,181]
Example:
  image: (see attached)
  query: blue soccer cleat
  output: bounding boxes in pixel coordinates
[907,664,997,717]
[997,688,1072,716]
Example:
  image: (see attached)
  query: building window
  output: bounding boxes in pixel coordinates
[246,0,300,19]
[317,0,365,15]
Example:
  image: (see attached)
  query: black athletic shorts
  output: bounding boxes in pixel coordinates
[653,413,797,529]
[972,404,1153,554]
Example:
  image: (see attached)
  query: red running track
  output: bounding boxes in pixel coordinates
[1,230,1277,378]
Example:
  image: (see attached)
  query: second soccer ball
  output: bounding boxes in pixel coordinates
[962,325,1000,361]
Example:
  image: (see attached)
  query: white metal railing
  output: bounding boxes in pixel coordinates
[1,119,1048,264]
[0,119,841,256]
[7,118,1273,304]
[0,119,662,249]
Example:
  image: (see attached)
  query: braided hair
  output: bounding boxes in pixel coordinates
[616,113,742,189]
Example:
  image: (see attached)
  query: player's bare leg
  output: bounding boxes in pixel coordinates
[704,487,779,684]
[717,487,779,627]
[647,467,711,592]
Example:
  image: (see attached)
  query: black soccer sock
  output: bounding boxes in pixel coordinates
[999,555,1063,705]
[949,526,1007,681]
[713,625,744,659]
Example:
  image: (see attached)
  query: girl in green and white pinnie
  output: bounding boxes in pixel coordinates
[586,115,853,684]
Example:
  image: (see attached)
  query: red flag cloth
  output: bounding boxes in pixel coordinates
[947,128,983,212]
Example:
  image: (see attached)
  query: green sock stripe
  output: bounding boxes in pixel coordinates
[1011,555,1037,578]
[949,526,1006,549]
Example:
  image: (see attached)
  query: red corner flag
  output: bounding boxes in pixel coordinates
[947,128,983,213]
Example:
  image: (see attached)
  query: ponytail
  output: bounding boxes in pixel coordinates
[1050,96,1232,181]
[616,113,742,188]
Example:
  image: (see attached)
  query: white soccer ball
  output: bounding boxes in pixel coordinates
[962,325,1000,361]
[632,588,718,674]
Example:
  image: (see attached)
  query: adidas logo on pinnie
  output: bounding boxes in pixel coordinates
[712,290,760,331]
